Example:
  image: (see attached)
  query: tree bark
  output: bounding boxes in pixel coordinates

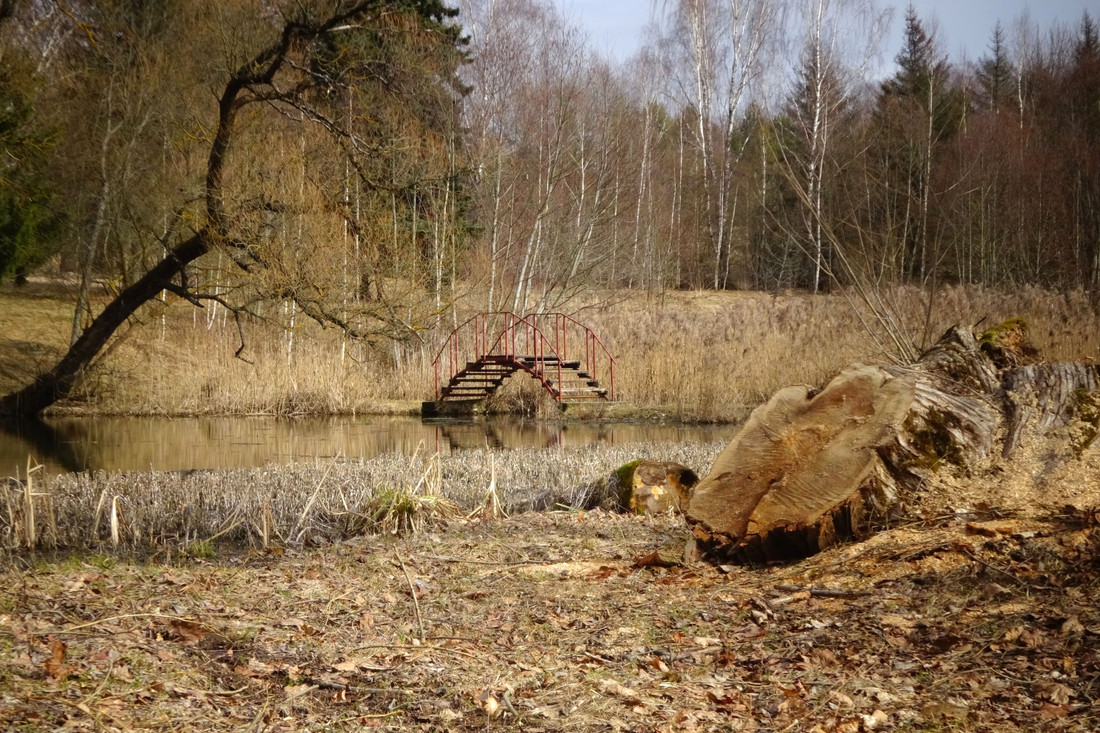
[685,325,1100,564]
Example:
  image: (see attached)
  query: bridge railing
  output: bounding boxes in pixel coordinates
[432,312,616,402]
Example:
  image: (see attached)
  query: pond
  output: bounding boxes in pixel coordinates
[0,415,736,478]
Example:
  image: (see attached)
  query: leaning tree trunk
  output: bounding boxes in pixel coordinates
[685,325,1100,564]
[0,235,207,417]
[0,4,384,418]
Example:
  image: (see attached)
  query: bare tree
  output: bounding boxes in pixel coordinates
[0,0,467,417]
[656,0,782,289]
[781,0,888,292]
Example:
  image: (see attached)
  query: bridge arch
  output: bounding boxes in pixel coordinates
[425,312,615,414]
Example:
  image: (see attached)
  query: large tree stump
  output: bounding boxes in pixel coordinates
[685,325,1100,564]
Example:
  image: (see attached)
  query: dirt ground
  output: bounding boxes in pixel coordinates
[2,499,1099,732]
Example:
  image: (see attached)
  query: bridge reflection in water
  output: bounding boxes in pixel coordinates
[0,415,735,478]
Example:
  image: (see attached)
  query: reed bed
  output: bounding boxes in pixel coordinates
[3,282,1098,420]
[0,441,725,554]
[587,285,1100,421]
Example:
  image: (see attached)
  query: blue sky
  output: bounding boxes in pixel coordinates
[550,0,1099,65]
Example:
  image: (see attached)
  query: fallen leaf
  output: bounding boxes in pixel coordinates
[634,544,685,568]
[44,636,68,680]
[879,614,916,631]
[599,678,642,702]
[862,709,889,729]
[87,648,119,664]
[1036,680,1074,705]
[1062,616,1085,636]
[965,522,1012,537]
[284,683,317,699]
[167,619,210,645]
[830,691,854,708]
[475,689,501,717]
[922,701,968,720]
[1039,702,1072,719]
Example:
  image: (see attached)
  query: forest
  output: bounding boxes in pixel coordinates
[0,0,1099,413]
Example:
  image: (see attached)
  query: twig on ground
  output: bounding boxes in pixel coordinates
[394,548,425,641]
[414,553,561,566]
[956,546,1053,589]
[773,584,873,599]
[54,612,216,634]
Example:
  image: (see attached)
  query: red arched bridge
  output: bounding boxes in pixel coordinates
[426,312,615,413]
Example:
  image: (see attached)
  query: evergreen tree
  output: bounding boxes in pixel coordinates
[881,5,944,103]
[0,60,59,284]
[976,22,1014,113]
[870,4,964,282]
[1070,11,1100,142]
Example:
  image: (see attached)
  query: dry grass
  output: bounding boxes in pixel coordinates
[2,281,1097,420]
[588,285,1100,421]
[0,442,725,554]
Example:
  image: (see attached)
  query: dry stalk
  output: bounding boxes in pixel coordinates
[394,548,425,641]
[23,464,35,550]
[44,493,57,549]
[466,453,504,521]
[205,508,244,543]
[21,457,45,550]
[92,489,107,537]
[2,480,13,542]
[292,454,340,540]
[110,496,120,547]
[261,499,273,549]
[411,453,441,496]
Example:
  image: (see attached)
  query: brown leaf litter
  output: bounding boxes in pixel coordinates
[2,492,1100,731]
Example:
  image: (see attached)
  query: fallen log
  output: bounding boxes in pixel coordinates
[685,324,1100,565]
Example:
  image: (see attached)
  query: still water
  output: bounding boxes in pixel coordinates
[1,416,735,478]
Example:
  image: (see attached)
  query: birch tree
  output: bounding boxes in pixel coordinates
[657,0,782,289]
[781,0,887,292]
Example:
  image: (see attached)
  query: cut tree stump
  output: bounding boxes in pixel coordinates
[611,460,698,515]
[685,324,1100,565]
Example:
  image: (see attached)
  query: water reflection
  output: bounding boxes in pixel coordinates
[0,416,735,477]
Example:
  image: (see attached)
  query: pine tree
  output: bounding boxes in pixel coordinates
[881,5,942,103]
[976,22,1014,113]
[0,60,59,284]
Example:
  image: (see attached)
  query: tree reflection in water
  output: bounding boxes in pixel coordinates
[0,416,735,477]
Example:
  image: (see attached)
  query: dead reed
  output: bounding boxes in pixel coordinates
[3,282,1097,420]
[0,441,724,554]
